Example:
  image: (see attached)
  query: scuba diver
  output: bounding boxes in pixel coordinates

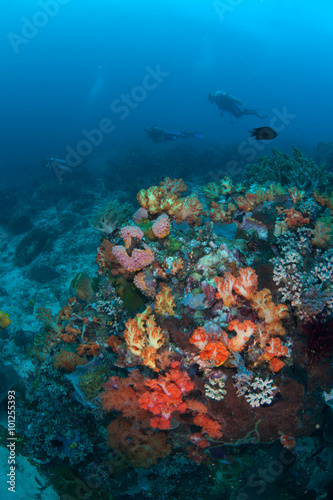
[42,157,74,183]
[208,91,267,119]
[145,126,204,143]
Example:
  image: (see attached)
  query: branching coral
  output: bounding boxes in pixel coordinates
[272,229,333,321]
[245,147,333,194]
[244,377,277,407]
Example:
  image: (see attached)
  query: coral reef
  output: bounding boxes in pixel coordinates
[6,150,333,499]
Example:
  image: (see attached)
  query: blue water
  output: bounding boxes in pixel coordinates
[1,0,333,181]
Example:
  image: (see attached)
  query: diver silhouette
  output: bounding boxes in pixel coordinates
[208,91,267,119]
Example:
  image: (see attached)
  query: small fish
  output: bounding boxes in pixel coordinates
[249,126,277,140]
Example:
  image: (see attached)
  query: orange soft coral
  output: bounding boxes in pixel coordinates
[208,202,229,223]
[189,327,211,351]
[53,350,87,372]
[214,272,237,307]
[145,315,165,350]
[251,289,288,325]
[190,328,229,365]
[235,192,257,212]
[100,370,149,420]
[264,337,289,360]
[233,267,258,300]
[283,208,310,229]
[314,191,333,210]
[313,218,332,248]
[288,187,305,204]
[263,337,289,372]
[124,317,146,356]
[228,319,256,351]
[171,257,184,275]
[269,357,285,372]
[77,342,101,357]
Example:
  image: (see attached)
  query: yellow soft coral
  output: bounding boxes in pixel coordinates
[154,286,176,316]
[137,177,187,215]
[123,306,165,371]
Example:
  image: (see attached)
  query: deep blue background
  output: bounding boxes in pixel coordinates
[1,0,333,181]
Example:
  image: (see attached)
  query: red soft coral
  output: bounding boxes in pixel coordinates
[199,341,229,366]
[138,361,194,429]
[193,414,223,439]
